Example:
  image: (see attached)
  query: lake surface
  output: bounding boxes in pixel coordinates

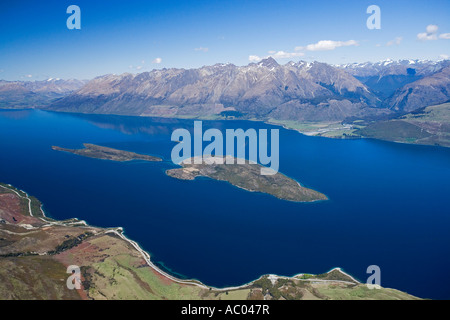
[0,109,449,299]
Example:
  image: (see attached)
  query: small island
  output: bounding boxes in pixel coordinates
[166,157,327,202]
[52,144,325,202]
[52,143,162,162]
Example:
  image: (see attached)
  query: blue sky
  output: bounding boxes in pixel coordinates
[1,0,449,80]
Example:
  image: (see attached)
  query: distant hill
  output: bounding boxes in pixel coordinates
[388,66,450,113]
[336,59,450,78]
[337,59,450,101]
[0,78,88,108]
[355,102,450,147]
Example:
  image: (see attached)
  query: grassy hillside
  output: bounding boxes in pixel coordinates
[355,102,450,147]
[0,183,421,300]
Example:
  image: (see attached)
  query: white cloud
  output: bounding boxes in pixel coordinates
[427,24,439,34]
[305,40,359,51]
[152,57,162,64]
[250,39,358,63]
[269,51,305,59]
[417,24,439,41]
[417,25,450,41]
[194,47,209,52]
[386,37,403,46]
[249,55,262,62]
[129,64,144,71]
[249,50,304,63]
[439,54,449,60]
[25,74,32,78]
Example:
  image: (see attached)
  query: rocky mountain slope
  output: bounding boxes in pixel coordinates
[337,59,450,101]
[1,59,449,126]
[0,78,87,108]
[45,58,385,122]
[337,59,450,78]
[388,66,450,112]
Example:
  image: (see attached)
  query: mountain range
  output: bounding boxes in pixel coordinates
[0,78,87,109]
[1,58,449,124]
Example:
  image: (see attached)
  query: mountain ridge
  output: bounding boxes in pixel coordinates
[44,58,386,122]
[1,59,449,125]
[0,78,88,109]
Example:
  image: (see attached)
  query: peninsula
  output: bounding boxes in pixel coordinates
[0,183,420,300]
[52,143,162,162]
[166,156,327,202]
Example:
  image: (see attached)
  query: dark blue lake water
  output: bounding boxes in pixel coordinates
[0,109,449,299]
